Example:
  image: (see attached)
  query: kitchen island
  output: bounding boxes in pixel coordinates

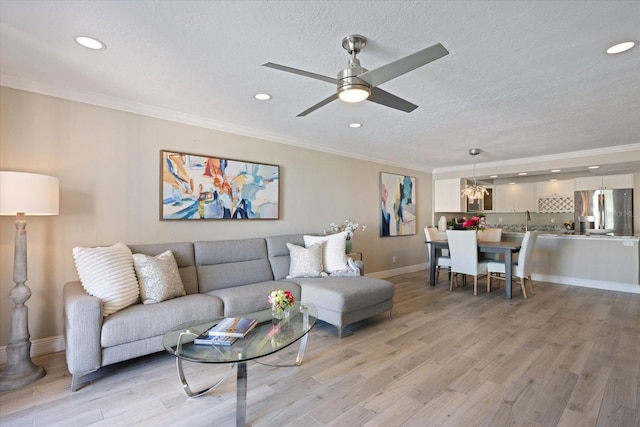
[503,231,640,293]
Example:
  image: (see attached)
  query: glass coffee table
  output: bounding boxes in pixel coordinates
[163,302,317,427]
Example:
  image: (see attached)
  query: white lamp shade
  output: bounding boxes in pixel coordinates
[0,171,59,215]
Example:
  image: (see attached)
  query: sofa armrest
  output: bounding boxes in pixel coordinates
[63,281,103,376]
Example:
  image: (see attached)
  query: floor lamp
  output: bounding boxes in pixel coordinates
[0,171,59,391]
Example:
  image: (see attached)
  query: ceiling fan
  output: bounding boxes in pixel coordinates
[262,34,449,117]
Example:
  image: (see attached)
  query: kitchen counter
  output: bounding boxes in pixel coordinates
[502,231,639,293]
[503,230,640,240]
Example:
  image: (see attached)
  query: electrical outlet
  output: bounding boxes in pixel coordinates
[550,218,555,223]
[498,217,502,223]
[392,256,396,263]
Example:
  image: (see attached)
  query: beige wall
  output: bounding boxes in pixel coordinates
[0,87,432,346]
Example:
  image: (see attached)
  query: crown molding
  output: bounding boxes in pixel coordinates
[432,143,640,174]
[6,75,635,176]
[0,76,425,173]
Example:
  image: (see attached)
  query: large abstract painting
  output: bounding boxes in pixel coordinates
[380,172,416,236]
[161,150,279,220]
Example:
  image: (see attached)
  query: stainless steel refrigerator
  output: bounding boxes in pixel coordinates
[574,188,634,235]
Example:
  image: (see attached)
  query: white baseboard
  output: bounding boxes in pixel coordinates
[366,263,428,279]
[0,335,65,365]
[532,273,640,294]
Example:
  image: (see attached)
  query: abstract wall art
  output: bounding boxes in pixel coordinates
[161,150,279,220]
[380,172,416,236]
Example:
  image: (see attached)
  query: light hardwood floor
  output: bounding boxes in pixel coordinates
[1,271,639,427]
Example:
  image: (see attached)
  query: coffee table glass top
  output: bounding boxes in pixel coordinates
[163,302,317,364]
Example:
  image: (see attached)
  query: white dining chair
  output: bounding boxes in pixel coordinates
[424,227,451,282]
[487,231,538,299]
[446,230,489,296]
[477,228,503,261]
[477,228,502,242]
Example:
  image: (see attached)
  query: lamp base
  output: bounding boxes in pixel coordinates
[0,357,45,392]
[0,211,49,391]
[0,298,46,391]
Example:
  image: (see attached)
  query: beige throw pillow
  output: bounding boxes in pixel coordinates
[303,231,348,273]
[72,242,140,316]
[286,242,324,278]
[133,250,186,304]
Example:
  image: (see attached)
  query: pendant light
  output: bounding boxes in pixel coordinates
[461,148,489,202]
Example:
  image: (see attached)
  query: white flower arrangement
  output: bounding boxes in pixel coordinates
[329,219,367,240]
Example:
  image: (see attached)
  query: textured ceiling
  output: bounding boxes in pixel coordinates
[1,1,639,175]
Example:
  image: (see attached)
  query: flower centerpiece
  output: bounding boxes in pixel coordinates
[268,289,295,319]
[328,219,367,253]
[462,216,486,231]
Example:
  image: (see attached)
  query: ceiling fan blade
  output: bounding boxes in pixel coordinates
[368,87,418,113]
[262,62,338,84]
[358,43,449,87]
[297,93,339,117]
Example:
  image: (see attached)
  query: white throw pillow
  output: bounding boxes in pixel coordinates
[304,231,348,273]
[133,250,186,304]
[72,242,140,316]
[286,242,324,278]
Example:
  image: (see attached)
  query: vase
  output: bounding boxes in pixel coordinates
[345,239,353,254]
[272,306,291,320]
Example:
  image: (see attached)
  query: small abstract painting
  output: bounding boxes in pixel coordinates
[161,150,279,220]
[380,172,416,236]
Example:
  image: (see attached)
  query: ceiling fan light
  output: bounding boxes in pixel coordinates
[338,87,370,103]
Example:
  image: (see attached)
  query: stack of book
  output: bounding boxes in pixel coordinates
[194,317,258,346]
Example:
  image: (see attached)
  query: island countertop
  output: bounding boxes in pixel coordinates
[501,231,639,292]
[503,231,640,240]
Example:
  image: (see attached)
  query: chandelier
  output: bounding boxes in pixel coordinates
[461,148,489,202]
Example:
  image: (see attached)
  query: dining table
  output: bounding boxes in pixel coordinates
[427,239,522,299]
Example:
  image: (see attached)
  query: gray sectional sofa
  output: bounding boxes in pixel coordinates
[63,233,394,391]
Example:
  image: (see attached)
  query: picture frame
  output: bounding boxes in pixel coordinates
[380,172,416,236]
[160,150,279,220]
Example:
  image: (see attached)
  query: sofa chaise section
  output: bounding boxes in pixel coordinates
[266,234,394,338]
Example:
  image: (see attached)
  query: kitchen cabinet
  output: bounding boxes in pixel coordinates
[494,182,536,212]
[434,178,465,212]
[574,174,633,191]
[535,179,574,197]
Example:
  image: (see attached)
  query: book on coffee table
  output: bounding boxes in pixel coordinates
[207,317,258,338]
[194,332,237,346]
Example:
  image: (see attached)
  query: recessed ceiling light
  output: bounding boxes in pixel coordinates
[75,36,106,50]
[518,172,527,176]
[490,175,498,178]
[551,169,561,173]
[550,179,558,182]
[606,41,636,54]
[588,165,600,169]
[254,93,271,101]
[508,182,516,185]
[348,122,362,128]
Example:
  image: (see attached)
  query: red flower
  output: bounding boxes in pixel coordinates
[463,216,484,230]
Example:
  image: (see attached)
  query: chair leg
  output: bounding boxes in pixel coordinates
[436,266,440,281]
[520,277,528,299]
[473,275,478,296]
[449,273,454,291]
[487,274,492,293]
[527,275,535,295]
